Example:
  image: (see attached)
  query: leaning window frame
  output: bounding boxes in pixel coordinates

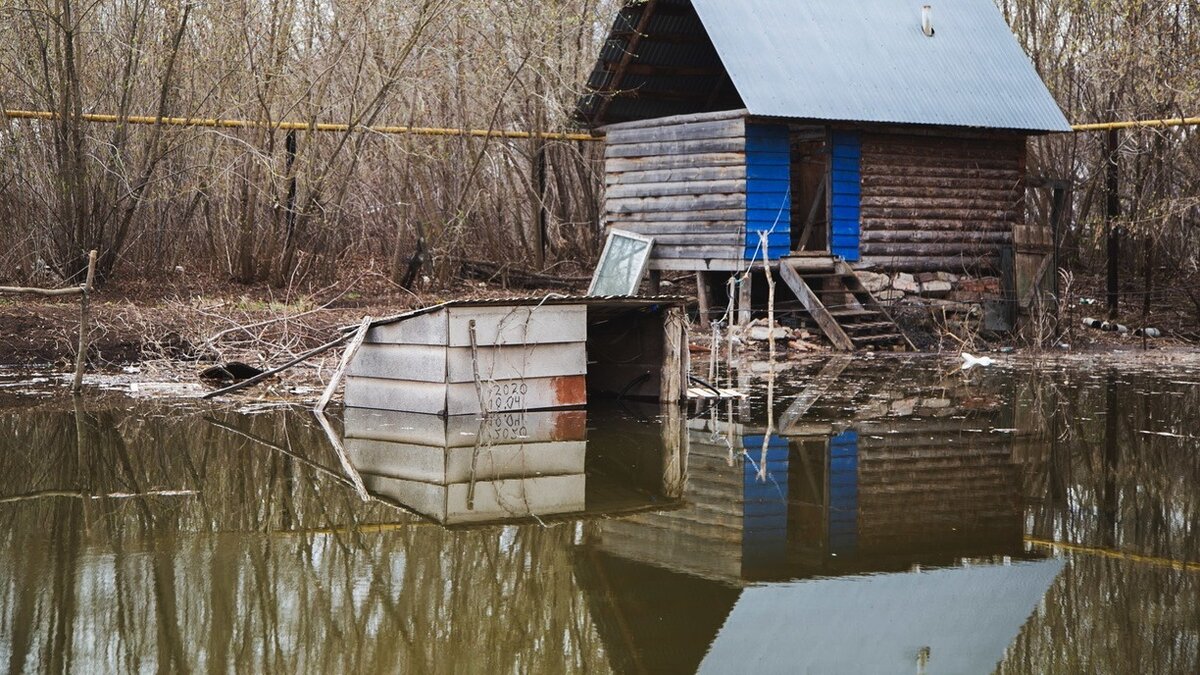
[587,229,656,297]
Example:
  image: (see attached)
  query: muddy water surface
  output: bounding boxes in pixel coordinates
[0,357,1197,673]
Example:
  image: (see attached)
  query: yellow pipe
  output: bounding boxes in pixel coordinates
[5,108,1199,138]
[1071,116,1200,131]
[0,108,600,142]
[1025,537,1200,573]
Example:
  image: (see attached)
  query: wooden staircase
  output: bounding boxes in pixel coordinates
[778,255,912,351]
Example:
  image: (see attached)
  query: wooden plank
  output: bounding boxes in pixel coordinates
[737,273,752,326]
[606,118,745,145]
[316,315,373,412]
[611,221,744,233]
[607,165,746,185]
[1018,252,1055,309]
[660,306,686,403]
[653,245,744,259]
[861,230,1013,243]
[859,207,1018,220]
[861,185,1020,200]
[618,232,742,246]
[605,152,745,173]
[696,271,712,330]
[606,194,745,213]
[778,261,855,350]
[859,196,1021,210]
[779,355,851,434]
[860,218,1015,231]
[860,254,999,273]
[861,156,1021,172]
[604,178,746,200]
[860,242,1008,256]
[834,261,915,350]
[605,137,746,159]
[604,209,745,222]
[861,167,1021,181]
[647,258,746,272]
[780,255,835,272]
[598,108,749,133]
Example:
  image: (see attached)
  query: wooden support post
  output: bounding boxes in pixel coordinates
[647,269,662,296]
[71,250,97,394]
[695,271,712,330]
[737,272,753,326]
[660,396,687,500]
[660,306,686,404]
[1105,128,1121,320]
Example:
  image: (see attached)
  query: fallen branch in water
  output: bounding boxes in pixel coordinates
[0,488,198,504]
[201,332,350,399]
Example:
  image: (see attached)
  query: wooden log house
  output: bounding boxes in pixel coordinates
[579,0,1071,343]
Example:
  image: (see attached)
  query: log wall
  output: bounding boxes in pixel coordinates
[859,132,1026,274]
[603,109,749,271]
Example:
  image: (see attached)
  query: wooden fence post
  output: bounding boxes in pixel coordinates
[71,250,97,394]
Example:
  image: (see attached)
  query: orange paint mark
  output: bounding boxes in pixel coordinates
[552,410,588,441]
[552,375,587,407]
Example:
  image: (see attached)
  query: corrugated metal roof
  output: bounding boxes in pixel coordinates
[347,295,687,331]
[691,0,1070,132]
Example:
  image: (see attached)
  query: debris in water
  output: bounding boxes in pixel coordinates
[961,353,995,370]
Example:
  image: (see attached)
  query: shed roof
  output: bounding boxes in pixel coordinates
[580,0,1070,133]
[344,295,686,332]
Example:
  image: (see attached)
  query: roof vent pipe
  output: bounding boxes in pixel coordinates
[922,5,935,37]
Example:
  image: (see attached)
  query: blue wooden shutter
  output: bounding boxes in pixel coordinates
[830,132,862,261]
[828,430,859,555]
[744,125,791,260]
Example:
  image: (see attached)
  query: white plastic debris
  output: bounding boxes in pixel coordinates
[960,352,995,370]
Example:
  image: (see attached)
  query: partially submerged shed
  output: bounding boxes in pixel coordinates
[579,0,1070,340]
[344,296,688,415]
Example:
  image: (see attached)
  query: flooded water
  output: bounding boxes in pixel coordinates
[1,356,1198,673]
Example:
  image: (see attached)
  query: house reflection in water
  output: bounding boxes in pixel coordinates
[343,403,685,525]
[574,398,1064,675]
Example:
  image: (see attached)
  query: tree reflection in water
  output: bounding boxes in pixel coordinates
[0,359,1197,673]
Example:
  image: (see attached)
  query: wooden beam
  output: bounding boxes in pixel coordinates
[594,0,660,125]
[695,271,712,330]
[737,272,753,326]
[778,261,855,350]
[315,315,373,412]
[779,355,851,434]
[601,63,724,78]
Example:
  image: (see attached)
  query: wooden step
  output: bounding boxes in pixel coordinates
[778,258,911,352]
[826,308,877,318]
[842,321,896,333]
[851,333,904,345]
